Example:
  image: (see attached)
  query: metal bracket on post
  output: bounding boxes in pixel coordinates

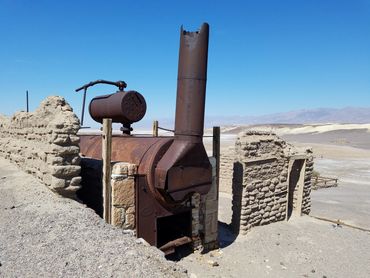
[102,118,113,223]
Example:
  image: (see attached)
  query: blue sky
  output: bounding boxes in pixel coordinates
[0,0,369,126]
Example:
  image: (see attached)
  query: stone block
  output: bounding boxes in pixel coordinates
[112,178,135,207]
[51,176,66,189]
[50,145,79,156]
[271,177,279,185]
[51,165,81,178]
[112,162,129,176]
[70,176,81,187]
[112,207,126,227]
[245,183,255,191]
[257,192,264,199]
[124,213,135,229]
[241,208,252,215]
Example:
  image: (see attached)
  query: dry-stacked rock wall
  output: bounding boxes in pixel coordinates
[0,96,81,198]
[231,131,289,234]
[302,151,313,214]
[229,131,313,234]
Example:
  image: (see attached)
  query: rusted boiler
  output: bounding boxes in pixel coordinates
[78,23,216,253]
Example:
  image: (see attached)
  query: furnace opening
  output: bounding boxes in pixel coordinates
[157,211,192,257]
[77,158,103,217]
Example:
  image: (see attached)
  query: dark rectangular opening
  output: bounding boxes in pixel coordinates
[77,158,103,217]
[157,211,192,249]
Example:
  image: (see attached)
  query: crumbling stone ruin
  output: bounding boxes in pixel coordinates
[0,96,81,198]
[219,131,313,235]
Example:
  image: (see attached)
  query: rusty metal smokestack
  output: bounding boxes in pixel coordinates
[154,23,212,203]
[175,23,209,142]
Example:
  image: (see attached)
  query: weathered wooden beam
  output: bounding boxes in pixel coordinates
[212,126,220,199]
[153,120,158,137]
[102,118,112,223]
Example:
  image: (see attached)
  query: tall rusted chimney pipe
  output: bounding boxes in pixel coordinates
[174,23,209,142]
[154,23,212,202]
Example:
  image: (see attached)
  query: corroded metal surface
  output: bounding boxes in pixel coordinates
[89,90,146,125]
[155,23,212,201]
[79,23,212,250]
[175,23,209,142]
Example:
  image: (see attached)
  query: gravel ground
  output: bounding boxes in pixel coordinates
[181,127,370,277]
[179,193,370,278]
[0,158,187,278]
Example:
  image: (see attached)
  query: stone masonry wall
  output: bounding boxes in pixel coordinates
[230,131,313,235]
[0,96,81,198]
[111,162,137,230]
[302,150,313,214]
[231,131,289,234]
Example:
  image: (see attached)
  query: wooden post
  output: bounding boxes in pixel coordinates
[295,160,306,217]
[26,90,29,112]
[102,118,112,223]
[153,120,158,137]
[212,126,220,199]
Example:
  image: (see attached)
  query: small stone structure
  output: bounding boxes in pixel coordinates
[0,96,81,198]
[109,157,219,250]
[219,131,313,235]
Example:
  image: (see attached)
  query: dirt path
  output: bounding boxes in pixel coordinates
[0,158,186,278]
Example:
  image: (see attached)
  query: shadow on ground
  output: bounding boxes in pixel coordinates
[218,221,237,248]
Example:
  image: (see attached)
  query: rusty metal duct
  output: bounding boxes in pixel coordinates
[175,23,209,141]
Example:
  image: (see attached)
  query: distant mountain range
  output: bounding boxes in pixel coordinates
[204,107,370,127]
[135,107,370,129]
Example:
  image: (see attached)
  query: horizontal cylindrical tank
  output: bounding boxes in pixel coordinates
[89,90,146,125]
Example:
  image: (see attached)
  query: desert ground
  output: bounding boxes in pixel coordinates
[0,159,186,278]
[1,123,370,277]
[182,124,370,277]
